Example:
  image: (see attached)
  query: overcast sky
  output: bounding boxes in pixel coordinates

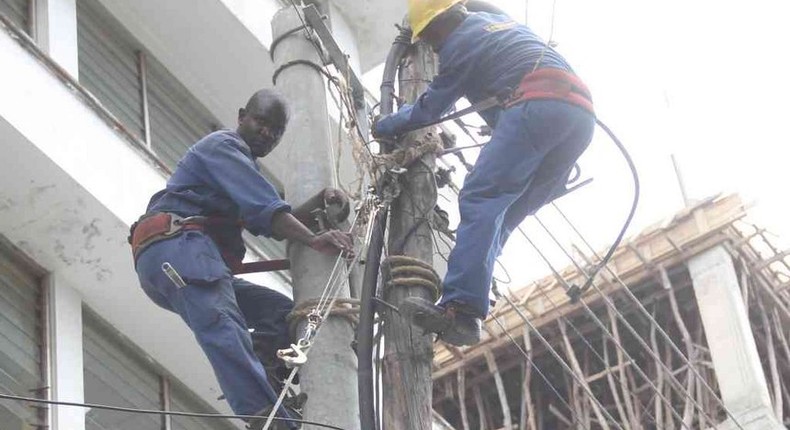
[364,0,790,289]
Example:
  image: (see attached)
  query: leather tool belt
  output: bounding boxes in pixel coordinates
[128,213,290,275]
[505,68,594,114]
[128,213,205,262]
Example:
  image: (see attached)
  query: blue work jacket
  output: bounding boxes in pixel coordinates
[376,12,572,135]
[145,130,291,263]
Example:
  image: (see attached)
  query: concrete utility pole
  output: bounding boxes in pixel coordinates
[271,7,359,430]
[382,42,439,430]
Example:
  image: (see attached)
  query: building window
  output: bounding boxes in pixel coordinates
[76,0,219,170]
[0,238,49,430]
[74,0,287,262]
[0,0,30,34]
[82,308,237,430]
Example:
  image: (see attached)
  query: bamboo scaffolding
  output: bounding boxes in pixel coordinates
[433,195,790,430]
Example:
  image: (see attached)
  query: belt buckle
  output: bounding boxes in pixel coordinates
[165,213,185,236]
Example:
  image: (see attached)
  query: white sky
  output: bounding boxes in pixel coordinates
[364,0,790,288]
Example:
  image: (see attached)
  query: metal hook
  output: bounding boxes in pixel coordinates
[277,343,309,368]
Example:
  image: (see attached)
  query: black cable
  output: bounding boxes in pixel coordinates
[0,392,346,430]
[389,159,439,254]
[272,59,334,85]
[572,118,639,300]
[270,24,308,60]
[489,311,588,430]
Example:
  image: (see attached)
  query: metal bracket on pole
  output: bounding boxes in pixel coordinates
[302,5,367,110]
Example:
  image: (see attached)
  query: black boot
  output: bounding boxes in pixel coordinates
[399,297,482,346]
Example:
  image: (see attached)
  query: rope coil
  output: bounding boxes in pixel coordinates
[373,131,444,172]
[287,298,361,338]
[381,255,442,301]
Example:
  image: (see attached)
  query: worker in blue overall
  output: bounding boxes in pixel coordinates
[129,89,354,430]
[373,0,595,346]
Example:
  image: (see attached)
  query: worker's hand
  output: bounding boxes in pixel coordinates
[309,230,355,259]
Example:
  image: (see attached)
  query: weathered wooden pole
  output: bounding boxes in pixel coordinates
[381,40,439,430]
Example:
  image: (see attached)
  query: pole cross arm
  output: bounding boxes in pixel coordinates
[302,5,367,109]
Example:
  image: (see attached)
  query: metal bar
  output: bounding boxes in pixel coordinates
[137,50,152,149]
[301,5,365,109]
[39,274,52,430]
[160,376,172,430]
[28,0,37,39]
[755,249,790,270]
[671,154,691,208]
[234,259,291,274]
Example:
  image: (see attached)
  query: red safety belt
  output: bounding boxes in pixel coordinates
[506,68,594,114]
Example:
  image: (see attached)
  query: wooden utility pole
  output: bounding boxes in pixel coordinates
[381,42,439,429]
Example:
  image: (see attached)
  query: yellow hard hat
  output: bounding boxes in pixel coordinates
[408,0,464,43]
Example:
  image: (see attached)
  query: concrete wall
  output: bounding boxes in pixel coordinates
[0,2,273,422]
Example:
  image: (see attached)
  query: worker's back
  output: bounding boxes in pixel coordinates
[441,11,572,124]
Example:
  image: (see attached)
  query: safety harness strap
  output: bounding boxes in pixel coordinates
[128,213,289,275]
[506,67,594,114]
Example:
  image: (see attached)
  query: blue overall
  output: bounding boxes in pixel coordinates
[374,12,596,317]
[134,130,294,419]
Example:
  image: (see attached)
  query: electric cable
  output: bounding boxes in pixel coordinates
[437,113,676,425]
[489,290,626,430]
[489,313,589,429]
[0,392,346,430]
[433,120,671,424]
[445,114,713,426]
[550,200,748,427]
[430,224,610,427]
[269,24,308,60]
[518,240,669,426]
[573,119,639,299]
[518,227,724,430]
[261,208,371,430]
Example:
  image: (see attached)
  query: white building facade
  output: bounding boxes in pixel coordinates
[0,0,403,428]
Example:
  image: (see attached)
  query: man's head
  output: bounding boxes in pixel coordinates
[409,0,468,51]
[237,89,289,158]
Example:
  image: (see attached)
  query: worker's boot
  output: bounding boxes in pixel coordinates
[399,297,481,346]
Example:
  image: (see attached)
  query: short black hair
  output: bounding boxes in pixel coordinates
[245,89,289,128]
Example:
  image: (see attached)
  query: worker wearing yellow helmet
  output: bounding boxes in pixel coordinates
[374,1,596,346]
[409,0,464,43]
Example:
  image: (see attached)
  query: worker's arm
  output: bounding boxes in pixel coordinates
[195,139,290,237]
[373,68,468,137]
[193,139,353,255]
[271,211,354,256]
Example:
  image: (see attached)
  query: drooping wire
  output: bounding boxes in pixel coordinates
[489,289,626,430]
[430,219,614,427]
[0,393,346,430]
[489,312,590,429]
[516,226,696,429]
[550,200,747,427]
[433,146,671,426]
[442,111,716,426]
[573,119,640,298]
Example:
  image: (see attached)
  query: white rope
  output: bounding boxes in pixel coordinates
[261,201,374,430]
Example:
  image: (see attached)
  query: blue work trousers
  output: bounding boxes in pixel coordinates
[135,230,293,418]
[441,100,595,316]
